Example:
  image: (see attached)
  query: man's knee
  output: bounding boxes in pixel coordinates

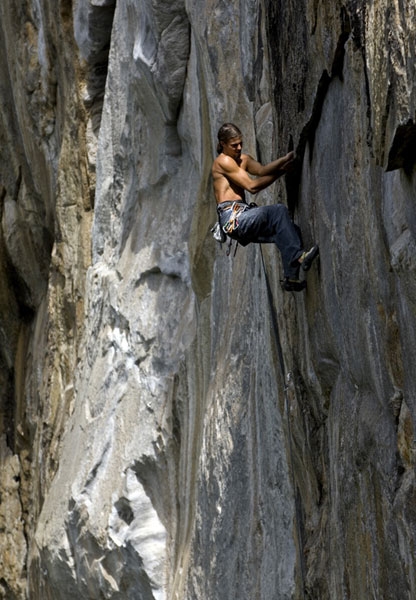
[271,203,290,223]
[275,203,289,215]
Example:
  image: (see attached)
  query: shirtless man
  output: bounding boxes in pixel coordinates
[212,123,318,291]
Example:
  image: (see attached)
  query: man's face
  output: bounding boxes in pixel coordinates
[222,136,243,160]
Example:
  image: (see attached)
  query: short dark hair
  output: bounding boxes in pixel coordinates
[217,123,242,154]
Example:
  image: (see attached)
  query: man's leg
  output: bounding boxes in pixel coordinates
[236,204,303,278]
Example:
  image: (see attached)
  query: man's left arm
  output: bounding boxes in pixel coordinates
[246,151,295,177]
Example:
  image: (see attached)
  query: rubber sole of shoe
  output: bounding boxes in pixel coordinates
[302,245,319,271]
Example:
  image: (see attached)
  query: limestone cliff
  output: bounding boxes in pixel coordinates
[0,1,415,599]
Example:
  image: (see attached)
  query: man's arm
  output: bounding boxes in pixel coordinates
[217,152,295,195]
[245,152,295,177]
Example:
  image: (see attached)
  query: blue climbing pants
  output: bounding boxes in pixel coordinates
[219,203,303,279]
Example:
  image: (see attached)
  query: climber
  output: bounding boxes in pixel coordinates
[212,123,319,291]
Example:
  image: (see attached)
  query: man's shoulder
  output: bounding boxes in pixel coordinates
[240,153,253,166]
[213,153,233,172]
[214,153,249,171]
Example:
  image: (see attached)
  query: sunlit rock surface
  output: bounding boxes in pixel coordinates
[0,1,415,598]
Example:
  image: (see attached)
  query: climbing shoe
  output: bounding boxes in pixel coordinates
[299,245,319,271]
[282,278,307,292]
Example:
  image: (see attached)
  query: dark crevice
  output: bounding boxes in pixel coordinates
[12,166,22,202]
[361,47,374,153]
[386,120,416,175]
[285,70,331,216]
[380,82,394,166]
[1,369,16,450]
[0,578,18,600]
[3,237,39,319]
[251,2,264,104]
[75,1,117,135]
[285,8,351,215]
[331,6,351,81]
[114,496,134,525]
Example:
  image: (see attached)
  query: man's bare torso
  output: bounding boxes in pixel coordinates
[212,153,249,204]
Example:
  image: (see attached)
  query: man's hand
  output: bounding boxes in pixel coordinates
[281,151,296,173]
[275,151,296,173]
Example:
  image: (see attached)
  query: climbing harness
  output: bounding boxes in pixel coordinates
[221,201,249,234]
[259,245,307,600]
[212,200,255,256]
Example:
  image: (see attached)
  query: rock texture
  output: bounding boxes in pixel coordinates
[0,1,416,599]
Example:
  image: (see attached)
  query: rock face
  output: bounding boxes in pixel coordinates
[0,1,415,598]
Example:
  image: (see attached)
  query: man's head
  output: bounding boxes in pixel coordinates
[216,123,243,155]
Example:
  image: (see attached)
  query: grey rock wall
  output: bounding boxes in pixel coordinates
[0,1,415,599]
